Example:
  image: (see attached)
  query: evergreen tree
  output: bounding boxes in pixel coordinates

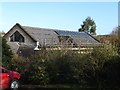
[0,36,2,66]
[2,37,13,69]
[79,17,96,35]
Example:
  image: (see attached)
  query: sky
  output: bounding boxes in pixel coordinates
[1,2,118,35]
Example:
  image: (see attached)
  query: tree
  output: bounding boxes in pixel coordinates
[0,36,2,66]
[111,26,120,55]
[79,17,96,35]
[2,37,13,69]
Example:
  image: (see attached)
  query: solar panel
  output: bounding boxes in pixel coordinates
[54,30,100,45]
[55,30,86,36]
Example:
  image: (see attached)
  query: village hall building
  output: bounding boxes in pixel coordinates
[4,23,100,55]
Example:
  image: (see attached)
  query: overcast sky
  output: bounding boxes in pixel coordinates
[1,2,118,35]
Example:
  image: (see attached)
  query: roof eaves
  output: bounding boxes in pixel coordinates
[85,32,101,43]
[17,23,37,42]
[4,23,37,42]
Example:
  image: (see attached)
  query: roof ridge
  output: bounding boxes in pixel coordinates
[22,25,64,31]
[22,25,81,33]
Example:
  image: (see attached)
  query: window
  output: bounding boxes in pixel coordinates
[2,69,7,73]
[0,68,7,73]
[10,31,25,42]
[10,34,14,41]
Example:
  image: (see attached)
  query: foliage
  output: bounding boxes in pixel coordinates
[2,37,13,69]
[102,55,120,87]
[0,36,2,66]
[110,26,120,55]
[115,26,120,55]
[11,44,120,88]
[28,50,49,85]
[96,26,120,55]
[90,45,119,87]
[78,17,96,35]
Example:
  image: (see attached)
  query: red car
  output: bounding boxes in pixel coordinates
[0,66,20,89]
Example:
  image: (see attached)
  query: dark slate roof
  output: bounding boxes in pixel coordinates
[22,25,59,42]
[10,23,100,45]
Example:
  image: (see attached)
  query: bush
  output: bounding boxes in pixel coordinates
[92,45,118,86]
[2,38,13,69]
[101,55,120,87]
[13,45,120,88]
[46,50,84,84]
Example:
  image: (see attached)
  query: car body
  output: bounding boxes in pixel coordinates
[0,66,20,89]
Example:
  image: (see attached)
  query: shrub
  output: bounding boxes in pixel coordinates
[101,55,120,87]
[12,45,120,88]
[2,38,13,69]
[89,45,119,87]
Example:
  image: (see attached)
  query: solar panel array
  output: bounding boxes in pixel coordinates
[55,30,100,45]
[55,30,86,36]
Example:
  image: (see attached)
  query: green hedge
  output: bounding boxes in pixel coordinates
[12,45,120,88]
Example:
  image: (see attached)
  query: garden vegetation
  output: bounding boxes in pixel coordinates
[11,45,120,88]
[1,27,120,88]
